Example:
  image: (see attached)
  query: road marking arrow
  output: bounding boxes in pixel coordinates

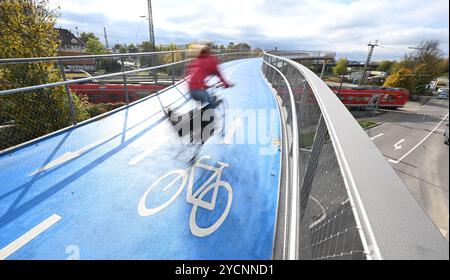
[370,133,384,140]
[393,139,405,151]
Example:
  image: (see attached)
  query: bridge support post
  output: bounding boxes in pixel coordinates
[271,58,279,82]
[296,80,308,129]
[181,52,186,78]
[120,58,130,105]
[58,62,77,125]
[171,52,175,85]
[153,53,158,85]
[267,56,274,82]
[320,59,327,79]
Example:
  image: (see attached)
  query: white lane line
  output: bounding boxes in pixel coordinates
[128,137,169,166]
[370,133,384,140]
[389,113,449,164]
[222,117,242,145]
[29,140,104,176]
[393,139,405,151]
[436,129,446,132]
[309,196,327,229]
[0,214,62,260]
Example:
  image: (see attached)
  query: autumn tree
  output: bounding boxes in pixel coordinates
[383,66,415,92]
[227,42,236,49]
[79,32,97,44]
[441,57,449,76]
[0,0,89,150]
[404,40,443,77]
[127,44,139,53]
[226,42,252,50]
[384,40,446,93]
[333,58,348,76]
[118,45,128,54]
[377,60,395,73]
[86,37,107,55]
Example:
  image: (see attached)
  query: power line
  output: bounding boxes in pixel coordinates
[377,45,406,51]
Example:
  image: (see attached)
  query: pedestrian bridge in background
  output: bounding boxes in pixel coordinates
[0,51,448,260]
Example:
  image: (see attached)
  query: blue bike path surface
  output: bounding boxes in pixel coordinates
[0,58,281,260]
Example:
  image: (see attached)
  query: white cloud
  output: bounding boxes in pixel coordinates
[50,0,449,60]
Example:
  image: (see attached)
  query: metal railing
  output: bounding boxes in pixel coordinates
[0,50,259,152]
[267,50,336,60]
[263,52,449,260]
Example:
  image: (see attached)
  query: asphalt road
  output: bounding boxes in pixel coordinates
[364,98,449,240]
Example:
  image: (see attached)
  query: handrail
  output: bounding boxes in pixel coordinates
[0,58,192,96]
[262,60,300,260]
[0,49,254,65]
[263,51,449,260]
[267,50,336,59]
[0,51,257,96]
[0,50,187,65]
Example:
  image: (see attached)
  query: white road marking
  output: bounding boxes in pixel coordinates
[29,140,103,176]
[393,139,405,151]
[370,133,384,140]
[222,117,242,145]
[128,137,169,166]
[341,198,350,205]
[436,129,446,132]
[309,196,326,229]
[389,113,449,164]
[0,214,62,260]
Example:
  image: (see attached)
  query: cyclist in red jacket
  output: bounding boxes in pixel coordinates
[186,43,232,105]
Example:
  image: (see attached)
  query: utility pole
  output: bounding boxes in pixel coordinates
[359,40,378,86]
[145,0,157,84]
[103,27,109,50]
[146,0,155,50]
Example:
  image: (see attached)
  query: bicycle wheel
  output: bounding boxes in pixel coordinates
[189,181,233,237]
[138,169,187,216]
[203,99,225,142]
[216,100,226,139]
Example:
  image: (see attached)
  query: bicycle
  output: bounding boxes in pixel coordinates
[166,83,228,164]
[137,155,233,237]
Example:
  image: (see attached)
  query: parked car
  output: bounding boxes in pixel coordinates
[437,88,449,99]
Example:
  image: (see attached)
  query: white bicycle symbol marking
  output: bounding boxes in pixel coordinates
[138,156,233,237]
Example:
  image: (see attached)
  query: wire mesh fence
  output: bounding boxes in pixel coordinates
[0,50,258,152]
[262,53,367,260]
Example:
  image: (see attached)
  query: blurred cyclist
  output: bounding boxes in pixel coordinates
[167,42,233,164]
[186,42,233,106]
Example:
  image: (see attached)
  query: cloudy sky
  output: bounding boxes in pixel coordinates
[49,0,449,61]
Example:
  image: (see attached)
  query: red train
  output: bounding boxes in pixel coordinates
[328,85,410,108]
[68,83,167,104]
